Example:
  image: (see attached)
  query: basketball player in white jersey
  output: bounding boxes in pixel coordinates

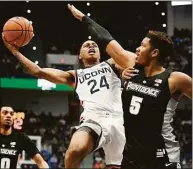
[2,32,136,168]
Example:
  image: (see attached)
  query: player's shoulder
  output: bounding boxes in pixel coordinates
[106,58,115,66]
[13,131,28,139]
[67,70,76,77]
[169,71,192,91]
[170,71,190,81]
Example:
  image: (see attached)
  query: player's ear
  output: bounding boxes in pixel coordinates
[79,54,82,60]
[151,49,159,58]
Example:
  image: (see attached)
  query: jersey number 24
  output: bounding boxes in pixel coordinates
[88,76,110,94]
[129,95,143,115]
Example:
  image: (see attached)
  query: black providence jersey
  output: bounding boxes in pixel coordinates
[0,131,40,169]
[122,67,172,159]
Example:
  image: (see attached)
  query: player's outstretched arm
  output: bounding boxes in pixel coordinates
[33,154,49,168]
[68,4,136,68]
[171,72,192,99]
[2,34,75,87]
[22,133,50,168]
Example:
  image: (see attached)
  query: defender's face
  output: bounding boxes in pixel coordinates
[0,107,15,128]
[79,40,100,61]
[135,37,154,66]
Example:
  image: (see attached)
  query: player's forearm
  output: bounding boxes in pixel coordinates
[11,50,41,76]
[37,161,49,168]
[33,154,49,168]
[82,16,114,49]
[82,16,135,68]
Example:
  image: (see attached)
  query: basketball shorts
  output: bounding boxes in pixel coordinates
[73,117,126,166]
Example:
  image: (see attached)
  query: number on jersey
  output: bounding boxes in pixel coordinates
[1,158,10,169]
[129,95,143,115]
[88,76,110,94]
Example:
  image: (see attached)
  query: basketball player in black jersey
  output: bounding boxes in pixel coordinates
[67,4,192,169]
[0,105,49,169]
[120,31,192,169]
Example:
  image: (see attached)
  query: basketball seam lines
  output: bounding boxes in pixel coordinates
[27,20,31,43]
[9,20,23,30]
[20,17,27,47]
[6,31,24,43]
[4,19,24,44]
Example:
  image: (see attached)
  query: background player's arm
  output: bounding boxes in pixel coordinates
[22,133,49,168]
[33,154,49,168]
[68,4,136,68]
[2,35,75,87]
[172,72,192,99]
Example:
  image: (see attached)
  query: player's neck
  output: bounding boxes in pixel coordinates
[84,60,100,68]
[0,127,12,135]
[144,61,165,77]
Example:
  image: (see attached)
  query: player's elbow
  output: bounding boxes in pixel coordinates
[33,68,43,78]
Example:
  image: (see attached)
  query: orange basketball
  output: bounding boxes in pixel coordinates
[3,16,34,47]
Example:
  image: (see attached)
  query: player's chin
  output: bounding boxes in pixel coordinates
[135,60,144,66]
[88,54,99,60]
[4,121,13,128]
[135,60,141,66]
[4,124,12,129]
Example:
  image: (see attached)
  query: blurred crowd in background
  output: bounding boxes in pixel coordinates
[0,28,192,78]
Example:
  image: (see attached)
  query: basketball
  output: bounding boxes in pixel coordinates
[3,16,34,47]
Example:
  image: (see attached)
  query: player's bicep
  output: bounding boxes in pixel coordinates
[22,134,40,158]
[174,72,192,99]
[39,68,75,86]
[180,74,192,99]
[106,40,136,68]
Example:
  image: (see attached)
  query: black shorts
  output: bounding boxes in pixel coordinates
[121,155,167,169]
[121,161,181,169]
[121,145,170,169]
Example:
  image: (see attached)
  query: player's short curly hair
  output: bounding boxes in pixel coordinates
[146,30,174,65]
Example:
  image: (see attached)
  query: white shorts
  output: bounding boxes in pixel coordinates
[76,118,126,166]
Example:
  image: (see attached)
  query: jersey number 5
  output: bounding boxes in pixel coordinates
[129,96,143,115]
[88,76,110,94]
[1,158,11,169]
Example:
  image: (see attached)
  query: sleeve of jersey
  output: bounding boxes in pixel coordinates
[21,133,40,158]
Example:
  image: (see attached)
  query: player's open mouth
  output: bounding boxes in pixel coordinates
[88,48,96,55]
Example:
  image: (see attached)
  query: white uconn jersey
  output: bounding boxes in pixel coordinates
[75,61,123,122]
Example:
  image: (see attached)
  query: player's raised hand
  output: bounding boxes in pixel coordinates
[68,4,85,21]
[2,33,19,54]
[122,68,139,80]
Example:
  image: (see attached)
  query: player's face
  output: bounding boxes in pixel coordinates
[0,107,15,128]
[79,40,100,62]
[135,37,154,66]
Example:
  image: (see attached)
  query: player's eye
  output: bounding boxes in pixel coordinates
[10,112,14,116]
[2,111,7,115]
